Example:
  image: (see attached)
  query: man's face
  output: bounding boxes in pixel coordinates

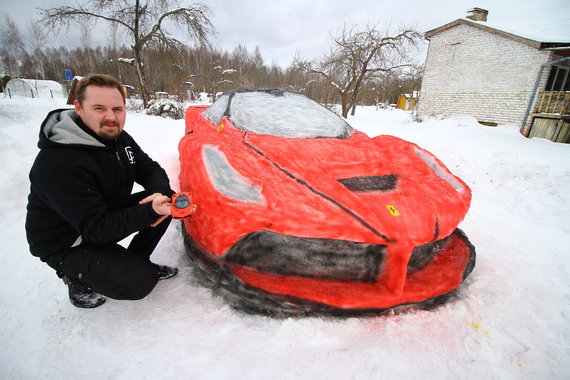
[74,85,126,141]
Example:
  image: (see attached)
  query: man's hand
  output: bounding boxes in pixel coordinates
[139,193,171,227]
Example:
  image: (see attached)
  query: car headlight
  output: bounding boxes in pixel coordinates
[202,145,265,203]
[415,147,466,193]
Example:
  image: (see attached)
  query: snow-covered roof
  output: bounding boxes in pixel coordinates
[402,91,419,98]
[425,18,570,50]
[10,78,63,90]
[5,78,66,98]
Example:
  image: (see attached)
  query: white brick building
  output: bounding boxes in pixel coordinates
[417,9,570,141]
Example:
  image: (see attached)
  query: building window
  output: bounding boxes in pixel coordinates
[545,66,570,91]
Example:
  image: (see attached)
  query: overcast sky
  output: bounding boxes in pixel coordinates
[3,0,570,68]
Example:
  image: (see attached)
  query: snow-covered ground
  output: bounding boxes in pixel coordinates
[1,96,569,379]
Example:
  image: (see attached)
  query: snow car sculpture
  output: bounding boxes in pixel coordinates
[178,88,475,316]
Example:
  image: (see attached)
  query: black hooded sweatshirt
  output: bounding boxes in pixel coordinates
[26,108,174,260]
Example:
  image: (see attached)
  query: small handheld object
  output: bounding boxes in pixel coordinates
[171,192,197,220]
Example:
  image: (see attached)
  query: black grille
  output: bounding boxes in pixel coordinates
[224,230,386,282]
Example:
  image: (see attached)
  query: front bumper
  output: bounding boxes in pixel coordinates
[183,228,475,314]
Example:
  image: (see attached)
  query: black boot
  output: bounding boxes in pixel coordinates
[63,276,106,308]
[155,264,178,280]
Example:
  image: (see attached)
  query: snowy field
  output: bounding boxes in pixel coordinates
[0,96,569,379]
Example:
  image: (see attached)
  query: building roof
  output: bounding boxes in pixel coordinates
[425,18,570,51]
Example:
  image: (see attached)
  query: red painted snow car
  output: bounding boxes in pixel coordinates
[178,88,475,316]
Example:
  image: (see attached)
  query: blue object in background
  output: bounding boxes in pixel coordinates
[64,70,73,81]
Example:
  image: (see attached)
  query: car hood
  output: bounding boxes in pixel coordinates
[244,131,471,245]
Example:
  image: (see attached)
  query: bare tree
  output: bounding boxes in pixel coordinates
[206,62,235,101]
[296,24,421,118]
[231,44,248,86]
[107,23,127,82]
[39,0,214,107]
[79,22,96,72]
[1,16,26,78]
[28,21,49,79]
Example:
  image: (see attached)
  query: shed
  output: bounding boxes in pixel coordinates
[5,78,66,99]
[396,92,418,111]
[417,8,570,143]
[66,76,84,105]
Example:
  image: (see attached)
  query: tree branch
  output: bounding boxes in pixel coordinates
[39,6,134,33]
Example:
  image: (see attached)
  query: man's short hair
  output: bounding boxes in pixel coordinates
[75,73,126,105]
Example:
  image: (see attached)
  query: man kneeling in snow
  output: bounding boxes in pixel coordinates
[25,73,177,308]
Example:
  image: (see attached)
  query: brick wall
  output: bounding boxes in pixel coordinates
[417,23,553,127]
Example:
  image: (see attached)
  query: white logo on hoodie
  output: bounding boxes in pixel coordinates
[125,146,135,164]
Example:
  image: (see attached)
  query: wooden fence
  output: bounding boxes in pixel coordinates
[534,91,570,115]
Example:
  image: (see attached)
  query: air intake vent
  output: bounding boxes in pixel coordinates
[338,175,398,192]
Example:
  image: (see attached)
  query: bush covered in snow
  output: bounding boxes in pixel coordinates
[126,97,144,112]
[145,99,185,119]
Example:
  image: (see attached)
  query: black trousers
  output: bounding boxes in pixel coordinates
[46,191,172,300]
